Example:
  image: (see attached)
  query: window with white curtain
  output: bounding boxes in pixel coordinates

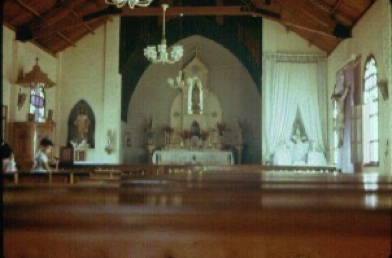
[363,56,379,166]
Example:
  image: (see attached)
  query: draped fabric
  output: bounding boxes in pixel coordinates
[119,16,262,122]
[335,62,354,173]
[263,53,328,162]
[297,63,325,152]
[264,61,298,161]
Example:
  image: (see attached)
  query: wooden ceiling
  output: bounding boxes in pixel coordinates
[4,0,376,55]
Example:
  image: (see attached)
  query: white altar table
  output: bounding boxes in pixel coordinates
[152,150,234,165]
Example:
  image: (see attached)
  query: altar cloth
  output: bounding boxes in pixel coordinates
[153,150,234,165]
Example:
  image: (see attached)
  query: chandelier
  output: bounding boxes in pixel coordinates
[167,70,190,90]
[144,4,183,64]
[105,0,153,8]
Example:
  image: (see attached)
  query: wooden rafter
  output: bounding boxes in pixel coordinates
[331,0,345,14]
[282,21,336,39]
[3,21,56,56]
[71,10,95,35]
[39,0,89,26]
[287,0,333,28]
[120,6,256,17]
[307,0,352,25]
[97,4,337,38]
[33,19,100,40]
[15,0,76,47]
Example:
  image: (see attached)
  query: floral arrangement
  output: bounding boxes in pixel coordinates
[200,130,209,141]
[163,125,174,133]
[178,129,191,140]
[216,123,228,136]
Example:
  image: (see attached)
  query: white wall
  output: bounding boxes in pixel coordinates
[124,35,261,164]
[263,20,325,54]
[59,18,122,164]
[327,0,392,173]
[2,26,59,150]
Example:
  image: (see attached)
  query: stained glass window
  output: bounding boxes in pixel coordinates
[29,83,45,122]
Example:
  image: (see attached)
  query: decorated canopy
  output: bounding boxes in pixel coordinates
[17,59,55,88]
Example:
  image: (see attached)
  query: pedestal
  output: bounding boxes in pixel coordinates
[235,145,244,165]
[147,144,155,165]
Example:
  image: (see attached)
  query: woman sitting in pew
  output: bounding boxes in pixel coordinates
[31,138,53,173]
[1,141,17,173]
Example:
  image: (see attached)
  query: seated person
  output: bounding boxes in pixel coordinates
[0,141,17,173]
[31,138,54,173]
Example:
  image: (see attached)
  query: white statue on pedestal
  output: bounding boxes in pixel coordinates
[168,47,222,150]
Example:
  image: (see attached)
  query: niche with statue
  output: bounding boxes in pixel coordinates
[168,50,223,148]
[67,100,96,149]
[273,109,326,166]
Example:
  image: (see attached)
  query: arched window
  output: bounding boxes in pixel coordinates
[29,83,45,122]
[363,56,379,166]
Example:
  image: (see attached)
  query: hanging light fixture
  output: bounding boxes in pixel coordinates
[144,4,183,64]
[167,70,189,90]
[105,0,153,8]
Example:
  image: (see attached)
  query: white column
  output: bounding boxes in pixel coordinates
[101,18,122,164]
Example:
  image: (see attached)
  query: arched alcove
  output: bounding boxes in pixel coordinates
[67,100,96,148]
[120,16,262,122]
[123,35,261,164]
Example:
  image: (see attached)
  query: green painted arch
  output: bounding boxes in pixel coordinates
[120,16,261,122]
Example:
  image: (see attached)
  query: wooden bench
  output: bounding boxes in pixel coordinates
[4,170,391,257]
[3,171,90,185]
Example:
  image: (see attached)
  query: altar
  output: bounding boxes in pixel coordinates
[152,150,234,165]
[146,49,239,166]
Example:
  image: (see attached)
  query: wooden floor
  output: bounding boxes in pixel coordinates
[4,167,392,258]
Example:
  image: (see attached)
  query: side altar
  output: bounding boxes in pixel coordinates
[150,50,240,165]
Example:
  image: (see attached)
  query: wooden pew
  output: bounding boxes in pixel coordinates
[3,171,91,186]
[4,170,391,257]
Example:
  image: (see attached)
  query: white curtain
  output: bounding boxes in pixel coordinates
[263,53,327,162]
[264,61,299,160]
[296,63,325,151]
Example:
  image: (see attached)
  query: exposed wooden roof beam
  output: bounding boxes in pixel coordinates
[351,0,376,27]
[331,0,344,14]
[117,4,337,38]
[121,6,252,17]
[216,0,224,25]
[70,10,95,35]
[281,21,336,39]
[307,0,352,25]
[15,0,76,47]
[287,0,333,28]
[40,0,89,26]
[33,19,101,40]
[4,21,57,57]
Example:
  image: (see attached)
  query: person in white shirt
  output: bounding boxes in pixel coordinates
[1,141,17,173]
[31,138,53,173]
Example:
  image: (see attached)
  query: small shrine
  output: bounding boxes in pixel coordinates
[167,49,223,149]
[152,49,234,165]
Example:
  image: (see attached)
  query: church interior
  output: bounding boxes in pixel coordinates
[2,0,392,257]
